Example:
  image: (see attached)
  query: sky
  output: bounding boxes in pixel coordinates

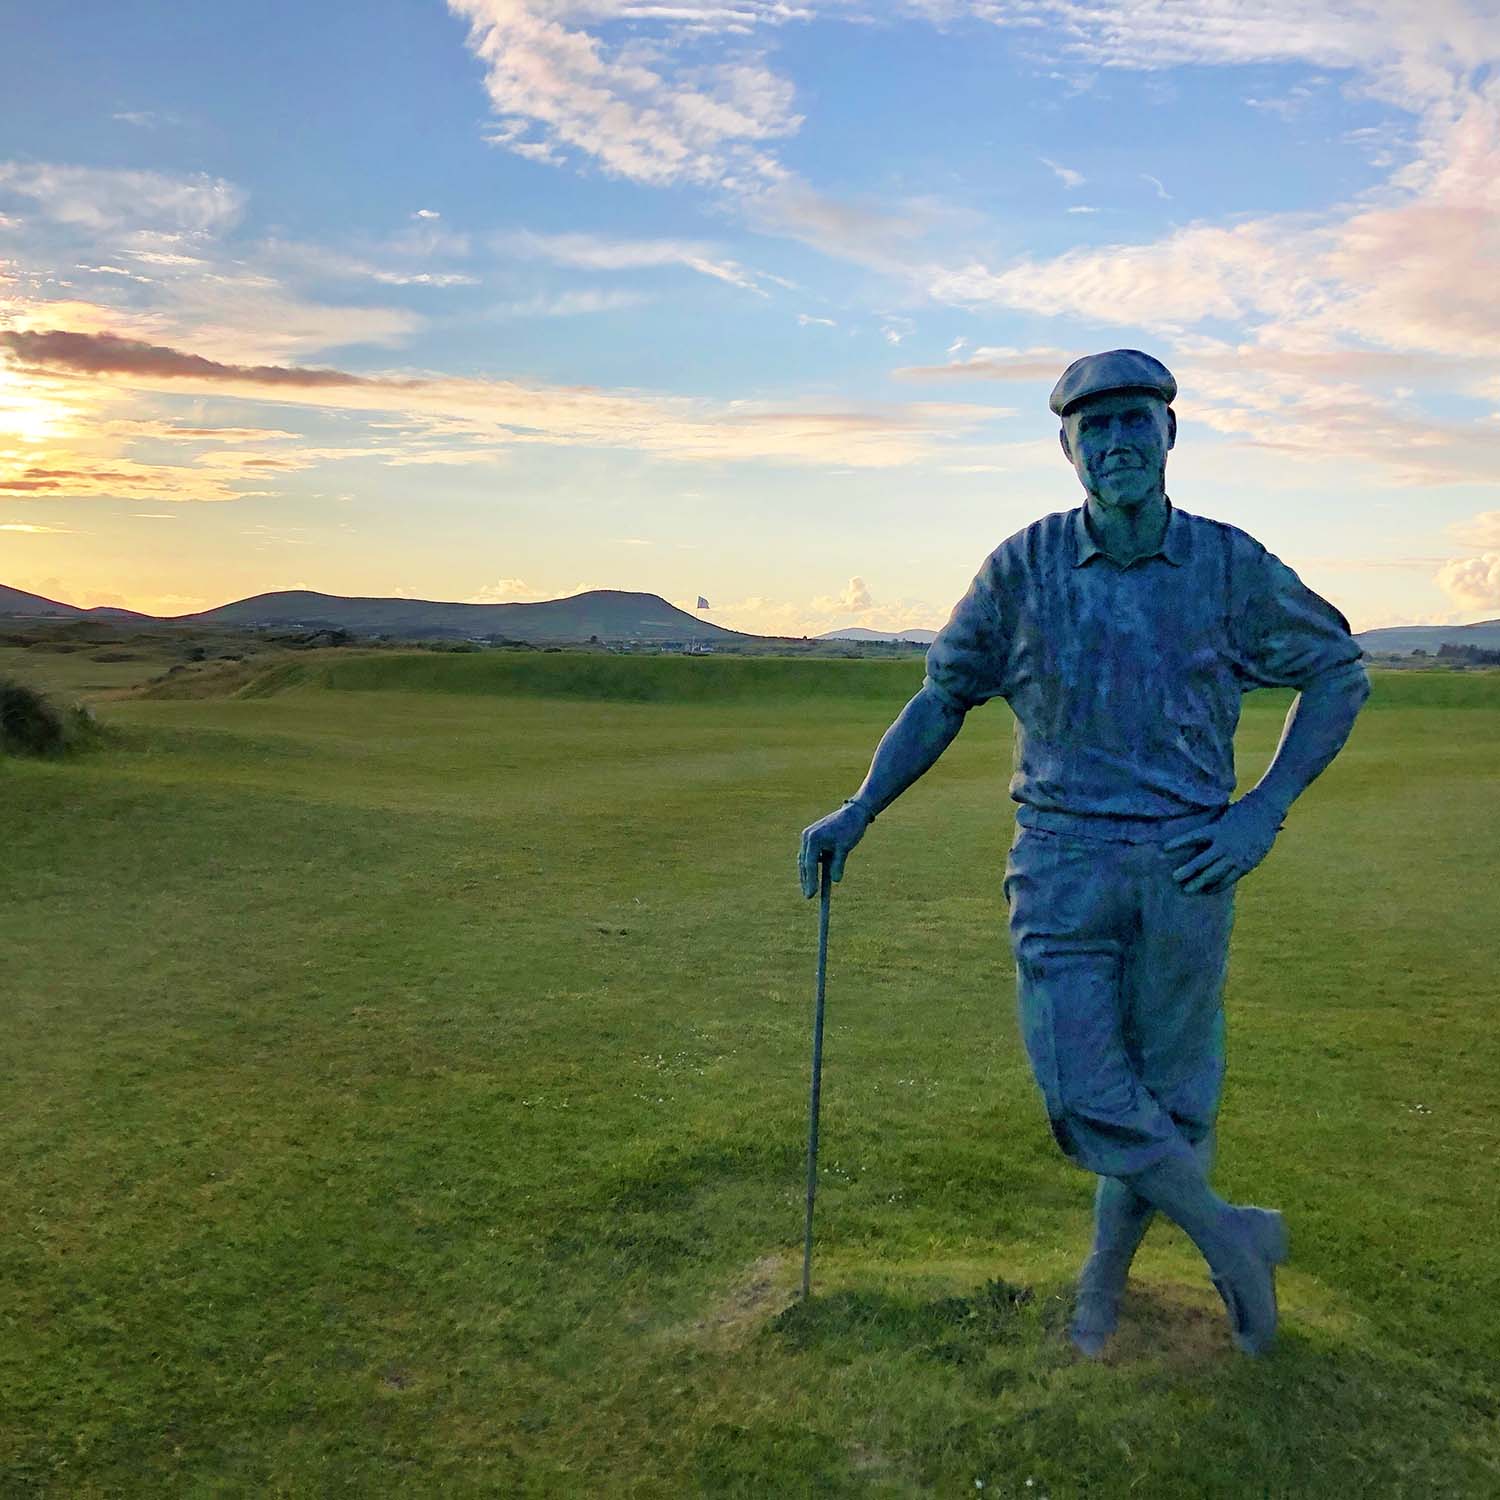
[3,0,1500,637]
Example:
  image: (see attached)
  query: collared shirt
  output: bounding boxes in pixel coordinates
[924,500,1363,823]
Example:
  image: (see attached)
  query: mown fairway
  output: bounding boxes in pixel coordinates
[4,655,1498,1496]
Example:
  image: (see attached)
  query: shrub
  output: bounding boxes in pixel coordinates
[0,679,103,757]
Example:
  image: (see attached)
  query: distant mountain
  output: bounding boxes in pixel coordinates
[14,575,1494,654]
[178,588,749,643]
[817,626,938,644]
[1356,619,1500,654]
[0,584,80,617]
[0,584,151,621]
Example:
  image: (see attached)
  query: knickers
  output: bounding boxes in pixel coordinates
[1003,818,1235,1177]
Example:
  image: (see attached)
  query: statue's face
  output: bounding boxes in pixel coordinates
[1059,390,1176,509]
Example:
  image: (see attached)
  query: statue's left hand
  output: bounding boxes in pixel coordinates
[1164,795,1285,894]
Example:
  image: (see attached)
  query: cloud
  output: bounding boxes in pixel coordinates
[926,220,1287,328]
[413,208,441,219]
[502,229,769,292]
[0,520,76,533]
[1245,86,1316,121]
[1040,155,1084,188]
[1451,510,1500,548]
[971,0,1494,109]
[1435,552,1500,612]
[2,325,1000,471]
[815,575,874,612]
[114,423,302,443]
[467,577,619,602]
[76,262,153,282]
[469,578,549,603]
[258,238,479,289]
[0,328,397,389]
[0,461,259,501]
[710,582,942,638]
[798,312,836,327]
[448,0,804,187]
[895,345,1071,381]
[745,180,932,272]
[491,288,650,316]
[0,161,243,235]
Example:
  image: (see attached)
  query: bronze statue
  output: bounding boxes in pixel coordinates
[798,350,1369,1356]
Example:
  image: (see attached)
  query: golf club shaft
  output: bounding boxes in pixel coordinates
[801,854,833,1299]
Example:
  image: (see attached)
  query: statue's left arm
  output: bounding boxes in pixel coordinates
[1167,545,1371,894]
[1167,662,1370,893]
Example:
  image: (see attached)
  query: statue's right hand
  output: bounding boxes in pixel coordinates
[798,802,872,898]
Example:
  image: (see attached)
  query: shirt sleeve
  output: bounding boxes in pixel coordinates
[924,554,1010,710]
[1233,547,1362,690]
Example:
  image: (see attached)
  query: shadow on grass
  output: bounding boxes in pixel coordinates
[772,1275,1041,1371]
[748,1271,1500,1494]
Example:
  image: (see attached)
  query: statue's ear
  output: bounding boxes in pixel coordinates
[1058,425,1073,463]
[1166,407,1177,451]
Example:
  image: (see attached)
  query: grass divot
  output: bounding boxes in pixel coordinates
[691,1253,797,1345]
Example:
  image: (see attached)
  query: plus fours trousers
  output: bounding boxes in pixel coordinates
[1003,817,1235,1179]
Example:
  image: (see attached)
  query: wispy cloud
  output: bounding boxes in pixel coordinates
[1040,155,1084,188]
[491,288,650,316]
[1451,511,1500,549]
[258,238,480,289]
[895,345,1073,382]
[111,109,184,130]
[448,0,804,187]
[0,161,243,234]
[1,325,1002,472]
[501,229,770,292]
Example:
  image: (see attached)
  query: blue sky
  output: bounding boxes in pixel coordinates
[3,0,1499,633]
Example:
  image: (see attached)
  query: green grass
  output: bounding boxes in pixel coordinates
[2,658,1498,1495]
[0,642,181,699]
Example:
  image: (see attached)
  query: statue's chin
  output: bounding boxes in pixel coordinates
[1093,474,1159,510]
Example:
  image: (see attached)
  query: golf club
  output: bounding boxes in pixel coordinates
[801,851,833,1299]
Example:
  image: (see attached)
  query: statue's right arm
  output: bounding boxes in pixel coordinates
[797,684,967,898]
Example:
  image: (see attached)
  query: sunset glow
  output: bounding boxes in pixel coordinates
[4,2,1500,631]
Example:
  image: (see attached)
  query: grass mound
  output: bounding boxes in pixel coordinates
[0,677,103,756]
[130,645,1500,712]
[317,650,928,704]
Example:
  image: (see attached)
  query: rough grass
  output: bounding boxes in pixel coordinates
[2,660,1497,1495]
[315,649,932,703]
[0,677,104,756]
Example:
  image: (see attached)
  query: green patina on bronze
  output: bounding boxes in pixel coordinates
[797,349,1370,1360]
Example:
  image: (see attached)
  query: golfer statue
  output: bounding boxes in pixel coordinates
[797,350,1369,1358]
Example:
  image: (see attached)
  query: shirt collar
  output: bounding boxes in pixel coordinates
[1072,498,1188,568]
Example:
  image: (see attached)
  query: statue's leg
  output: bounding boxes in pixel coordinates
[1111,838,1284,1355]
[1006,827,1280,1354]
[1121,1140,1286,1356]
[1005,830,1193,1342]
[1070,1129,1215,1356]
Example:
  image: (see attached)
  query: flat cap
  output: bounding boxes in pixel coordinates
[1048,349,1177,416]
